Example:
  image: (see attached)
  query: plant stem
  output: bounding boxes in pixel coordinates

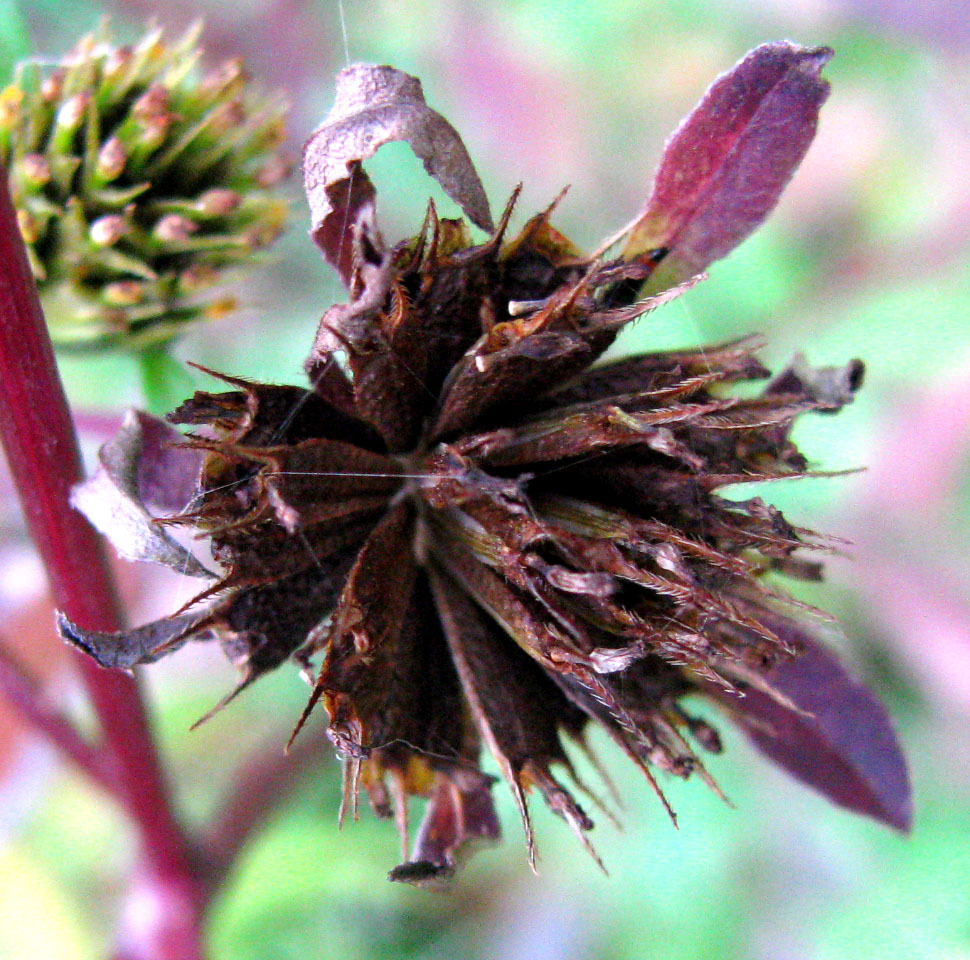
[0,168,206,959]
[0,641,116,792]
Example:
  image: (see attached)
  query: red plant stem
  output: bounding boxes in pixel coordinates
[0,170,205,958]
[0,641,116,792]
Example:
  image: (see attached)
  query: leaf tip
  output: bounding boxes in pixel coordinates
[56,610,100,662]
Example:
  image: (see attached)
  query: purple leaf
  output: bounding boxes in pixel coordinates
[70,410,213,578]
[303,63,493,283]
[131,410,207,516]
[714,621,911,831]
[624,42,832,287]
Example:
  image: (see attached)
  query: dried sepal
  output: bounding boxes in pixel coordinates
[430,569,597,869]
[290,502,419,752]
[430,271,706,442]
[57,606,213,670]
[388,769,501,887]
[767,353,865,410]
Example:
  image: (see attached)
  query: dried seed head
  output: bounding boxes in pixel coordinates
[0,22,291,350]
[63,48,911,885]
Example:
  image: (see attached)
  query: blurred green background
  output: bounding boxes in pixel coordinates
[2,1,969,958]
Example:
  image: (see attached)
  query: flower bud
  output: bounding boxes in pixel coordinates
[154,214,198,243]
[0,23,291,350]
[89,214,129,247]
[96,137,127,181]
[198,189,241,217]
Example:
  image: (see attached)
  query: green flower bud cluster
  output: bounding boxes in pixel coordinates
[0,23,290,349]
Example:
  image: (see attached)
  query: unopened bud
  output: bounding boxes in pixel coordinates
[200,59,245,100]
[198,188,241,217]
[140,115,174,149]
[103,281,146,306]
[0,86,23,127]
[244,223,282,248]
[102,46,133,83]
[209,100,246,134]
[21,153,51,186]
[55,91,90,131]
[41,69,65,103]
[17,209,40,244]
[96,137,127,180]
[256,155,290,187]
[89,214,129,247]
[179,263,218,291]
[204,297,237,319]
[154,214,199,242]
[133,84,170,122]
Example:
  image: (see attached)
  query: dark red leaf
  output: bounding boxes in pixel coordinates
[624,42,832,288]
[714,621,912,831]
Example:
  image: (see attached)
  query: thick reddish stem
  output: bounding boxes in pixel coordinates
[0,168,205,958]
[0,641,116,791]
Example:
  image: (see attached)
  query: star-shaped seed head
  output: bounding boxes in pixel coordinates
[62,44,910,885]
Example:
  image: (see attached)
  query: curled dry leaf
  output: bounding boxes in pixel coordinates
[57,607,213,671]
[70,410,214,579]
[304,63,494,282]
[712,616,912,832]
[767,353,866,410]
[387,769,501,887]
[624,41,832,289]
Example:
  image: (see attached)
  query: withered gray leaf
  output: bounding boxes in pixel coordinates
[57,607,213,670]
[304,63,493,280]
[767,353,865,409]
[71,410,214,579]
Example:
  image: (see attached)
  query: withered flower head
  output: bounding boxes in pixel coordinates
[62,44,910,884]
[0,22,289,349]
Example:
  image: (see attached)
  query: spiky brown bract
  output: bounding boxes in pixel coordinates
[0,23,289,349]
[62,48,911,883]
[149,199,859,880]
